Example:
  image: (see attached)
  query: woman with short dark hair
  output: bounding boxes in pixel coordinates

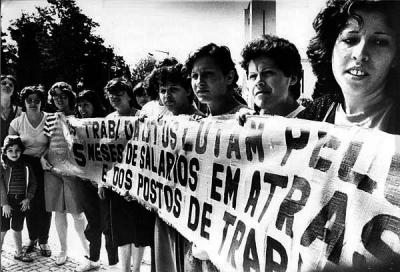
[74,89,118,272]
[104,77,155,272]
[42,81,89,266]
[8,85,52,258]
[132,82,151,110]
[151,61,205,272]
[239,34,304,119]
[1,75,21,146]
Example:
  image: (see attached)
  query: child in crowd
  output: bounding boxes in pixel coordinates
[0,136,36,263]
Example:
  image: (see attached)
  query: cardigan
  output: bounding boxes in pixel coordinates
[0,160,37,206]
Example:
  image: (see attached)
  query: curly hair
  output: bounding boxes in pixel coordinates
[76,89,106,118]
[184,43,239,92]
[19,85,47,112]
[241,34,303,100]
[1,135,25,167]
[104,77,135,108]
[144,57,179,100]
[49,81,76,109]
[156,63,194,102]
[1,74,19,106]
[307,0,400,100]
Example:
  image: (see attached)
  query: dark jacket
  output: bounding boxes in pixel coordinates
[297,94,340,123]
[0,160,37,206]
[298,94,400,135]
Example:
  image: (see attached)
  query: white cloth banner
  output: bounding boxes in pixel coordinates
[48,113,400,272]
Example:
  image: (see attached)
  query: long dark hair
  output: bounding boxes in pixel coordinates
[307,0,400,101]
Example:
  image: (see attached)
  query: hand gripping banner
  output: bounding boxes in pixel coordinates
[47,112,400,272]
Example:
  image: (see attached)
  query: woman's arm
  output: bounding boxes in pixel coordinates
[8,115,20,135]
[40,148,53,170]
[26,164,37,201]
[0,167,10,207]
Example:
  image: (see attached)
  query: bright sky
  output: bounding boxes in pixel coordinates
[2,0,250,66]
[2,0,325,96]
[1,0,325,63]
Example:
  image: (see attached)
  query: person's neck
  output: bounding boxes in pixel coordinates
[60,108,74,115]
[208,95,240,116]
[27,110,43,119]
[342,88,386,115]
[173,104,193,116]
[117,107,132,116]
[260,98,298,117]
[1,97,11,109]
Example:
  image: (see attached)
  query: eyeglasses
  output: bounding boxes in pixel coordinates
[25,98,41,104]
[52,93,68,100]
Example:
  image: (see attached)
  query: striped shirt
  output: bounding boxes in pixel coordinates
[8,164,26,195]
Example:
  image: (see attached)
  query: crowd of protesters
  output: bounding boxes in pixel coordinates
[1,0,400,271]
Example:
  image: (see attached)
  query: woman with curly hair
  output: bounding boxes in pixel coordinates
[300,0,400,133]
[8,85,52,258]
[238,34,304,124]
[41,82,89,266]
[141,57,180,118]
[151,62,205,272]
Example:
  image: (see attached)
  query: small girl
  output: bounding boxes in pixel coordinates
[0,135,36,263]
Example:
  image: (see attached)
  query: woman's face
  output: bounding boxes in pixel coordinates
[135,93,151,108]
[247,56,295,112]
[25,93,41,114]
[52,88,70,112]
[332,10,398,99]
[107,90,131,113]
[77,99,94,118]
[159,82,190,115]
[1,78,15,99]
[190,56,232,104]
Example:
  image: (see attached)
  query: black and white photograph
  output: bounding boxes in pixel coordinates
[1,0,400,271]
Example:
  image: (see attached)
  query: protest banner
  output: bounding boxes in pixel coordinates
[47,112,400,272]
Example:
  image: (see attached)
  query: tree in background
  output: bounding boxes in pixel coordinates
[131,55,157,86]
[4,0,129,97]
[1,32,18,76]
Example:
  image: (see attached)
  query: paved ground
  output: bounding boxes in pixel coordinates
[1,215,151,272]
